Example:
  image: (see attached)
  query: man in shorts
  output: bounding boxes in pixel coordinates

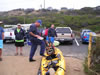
[14,23,25,56]
[0,21,4,61]
[48,24,57,43]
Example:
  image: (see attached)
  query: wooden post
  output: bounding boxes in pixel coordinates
[88,33,92,68]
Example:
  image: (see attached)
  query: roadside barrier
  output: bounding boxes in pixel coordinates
[88,33,100,74]
[88,33,92,68]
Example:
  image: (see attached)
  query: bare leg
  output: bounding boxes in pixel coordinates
[0,49,2,58]
[15,47,18,55]
[20,47,23,55]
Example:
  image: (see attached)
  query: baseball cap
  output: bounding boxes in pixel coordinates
[36,20,42,26]
[17,23,21,26]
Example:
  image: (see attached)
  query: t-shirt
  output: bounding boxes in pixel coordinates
[29,24,39,40]
[0,27,4,40]
[17,28,20,33]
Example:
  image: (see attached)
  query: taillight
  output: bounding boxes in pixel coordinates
[84,36,87,38]
[71,34,73,37]
[10,32,12,36]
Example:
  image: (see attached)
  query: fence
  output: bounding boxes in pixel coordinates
[88,33,100,74]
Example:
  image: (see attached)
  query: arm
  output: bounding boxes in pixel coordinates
[29,25,40,38]
[2,32,4,40]
[2,28,4,40]
[29,32,39,38]
[54,29,57,37]
[48,28,50,37]
[23,29,25,36]
[14,29,17,35]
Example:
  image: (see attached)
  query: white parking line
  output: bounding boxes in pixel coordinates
[75,38,80,46]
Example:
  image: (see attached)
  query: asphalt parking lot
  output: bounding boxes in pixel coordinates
[1,38,87,75]
[3,38,88,60]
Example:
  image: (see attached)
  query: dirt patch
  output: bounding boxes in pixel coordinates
[0,56,85,75]
[65,57,85,75]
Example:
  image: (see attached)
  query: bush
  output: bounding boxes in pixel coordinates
[84,58,96,75]
[0,13,100,32]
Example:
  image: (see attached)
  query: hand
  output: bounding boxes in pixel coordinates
[35,35,40,38]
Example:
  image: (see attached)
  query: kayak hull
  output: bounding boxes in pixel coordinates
[40,48,66,75]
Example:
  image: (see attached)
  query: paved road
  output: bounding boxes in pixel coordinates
[3,38,88,60]
[58,40,88,59]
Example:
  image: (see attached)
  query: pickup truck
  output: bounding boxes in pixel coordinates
[55,27,74,44]
[3,28,15,43]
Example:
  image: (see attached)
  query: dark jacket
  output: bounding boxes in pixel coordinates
[14,28,25,40]
[48,28,57,37]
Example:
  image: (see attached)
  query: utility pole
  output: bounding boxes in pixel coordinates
[40,4,42,10]
[24,16,25,24]
[44,0,45,9]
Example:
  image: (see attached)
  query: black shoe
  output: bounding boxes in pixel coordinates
[20,53,23,56]
[15,53,18,56]
[29,59,36,62]
[0,58,2,61]
[40,54,45,57]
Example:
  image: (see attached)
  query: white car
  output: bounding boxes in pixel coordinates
[55,27,74,44]
[3,28,15,43]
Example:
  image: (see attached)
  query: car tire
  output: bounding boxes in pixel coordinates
[3,40,6,43]
[82,41,85,44]
[70,41,73,45]
[12,40,15,43]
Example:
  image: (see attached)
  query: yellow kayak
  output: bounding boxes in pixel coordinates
[40,47,66,75]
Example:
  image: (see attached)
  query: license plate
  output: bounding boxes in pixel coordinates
[60,39,64,41]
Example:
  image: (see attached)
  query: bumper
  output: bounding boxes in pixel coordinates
[55,38,73,42]
[82,39,95,43]
[4,37,15,41]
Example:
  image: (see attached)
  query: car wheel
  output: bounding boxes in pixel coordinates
[82,41,84,44]
[70,40,73,45]
[12,40,15,43]
[3,40,6,43]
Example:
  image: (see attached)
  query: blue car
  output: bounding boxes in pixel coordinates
[81,31,96,44]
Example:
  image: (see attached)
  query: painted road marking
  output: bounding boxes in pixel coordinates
[75,38,80,46]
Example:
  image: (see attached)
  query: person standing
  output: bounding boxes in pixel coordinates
[29,20,45,62]
[14,23,25,56]
[48,24,57,43]
[0,21,4,61]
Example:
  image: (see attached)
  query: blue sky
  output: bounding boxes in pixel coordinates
[0,0,100,11]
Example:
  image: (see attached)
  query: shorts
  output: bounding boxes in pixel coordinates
[46,37,54,43]
[0,40,3,49]
[15,42,24,47]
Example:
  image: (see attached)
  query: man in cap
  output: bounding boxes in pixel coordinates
[14,23,25,56]
[0,21,4,61]
[29,20,45,62]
